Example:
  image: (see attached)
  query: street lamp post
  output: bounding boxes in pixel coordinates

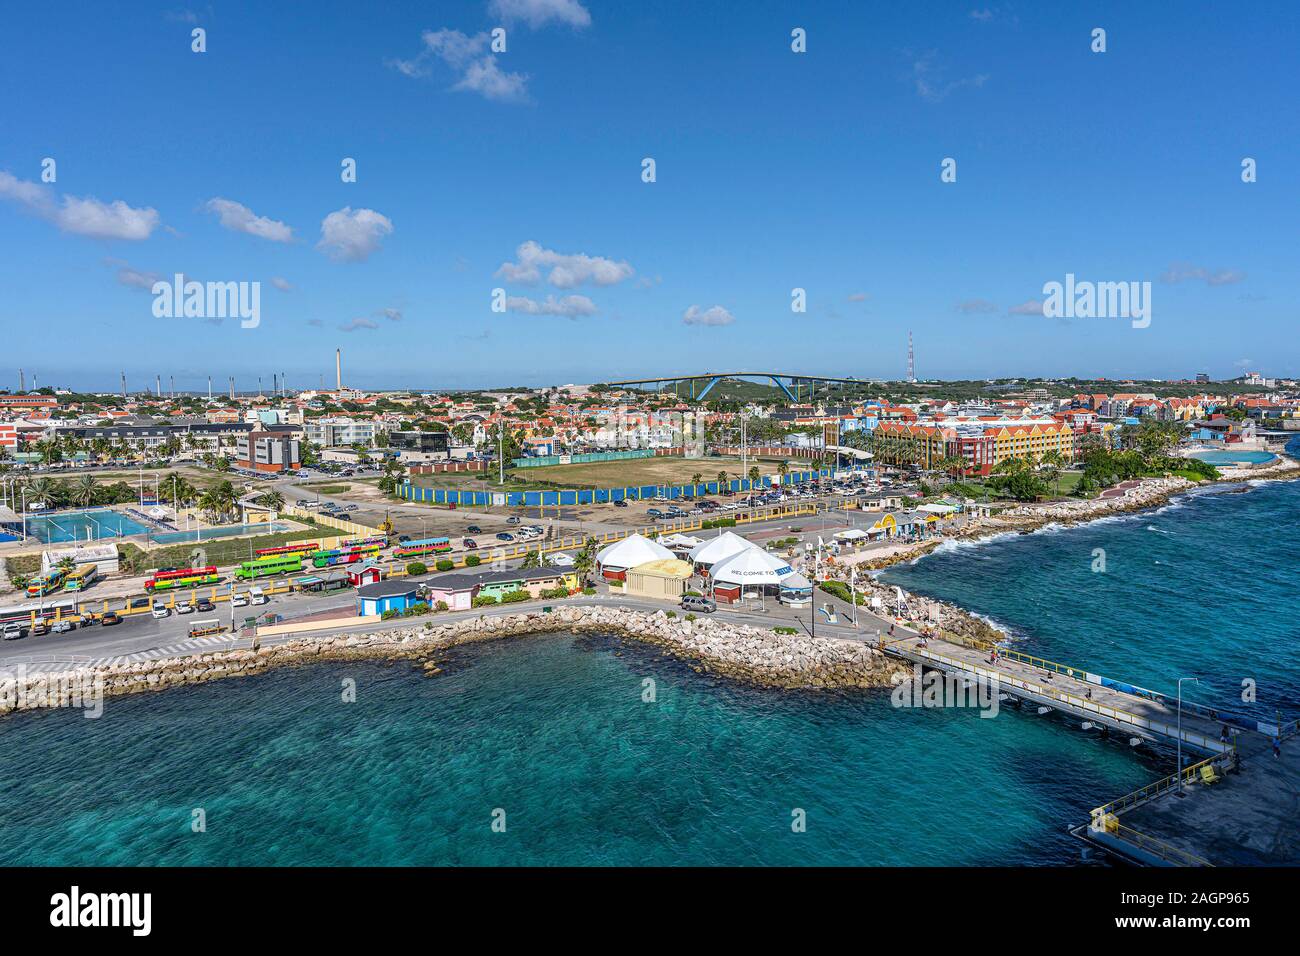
[1176,676,1199,793]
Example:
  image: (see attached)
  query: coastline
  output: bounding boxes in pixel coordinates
[4,455,1295,720]
[0,605,908,718]
[842,454,1300,648]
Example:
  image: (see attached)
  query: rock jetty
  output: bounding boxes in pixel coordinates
[0,606,906,718]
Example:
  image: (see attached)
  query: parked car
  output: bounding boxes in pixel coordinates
[101,611,123,626]
[496,532,515,541]
[613,499,628,508]
[231,593,249,608]
[51,620,75,634]
[2,622,24,640]
[466,526,482,534]
[129,597,150,611]
[646,508,664,518]
[176,602,196,615]
[463,538,478,549]
[681,595,717,613]
[151,602,171,619]
[398,535,411,543]
[506,516,521,525]
[249,587,268,605]
[196,600,215,612]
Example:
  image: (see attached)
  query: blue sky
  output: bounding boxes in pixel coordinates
[2,0,1297,392]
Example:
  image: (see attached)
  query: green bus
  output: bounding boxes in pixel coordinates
[234,553,304,580]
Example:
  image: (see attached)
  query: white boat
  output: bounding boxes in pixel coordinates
[1037,706,1053,716]
[1081,721,1095,731]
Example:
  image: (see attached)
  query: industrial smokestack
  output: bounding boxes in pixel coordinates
[121,371,127,401]
[208,375,212,403]
[336,348,342,390]
[156,374,162,398]
[18,369,23,392]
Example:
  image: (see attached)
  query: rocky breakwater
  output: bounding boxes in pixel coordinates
[0,607,907,718]
[1000,475,1195,527]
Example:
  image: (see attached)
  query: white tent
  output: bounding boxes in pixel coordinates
[688,530,758,570]
[709,546,798,598]
[658,533,703,550]
[596,533,675,574]
[834,528,869,541]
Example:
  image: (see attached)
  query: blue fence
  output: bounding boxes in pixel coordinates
[401,468,838,508]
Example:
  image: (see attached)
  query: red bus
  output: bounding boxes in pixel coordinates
[255,541,320,558]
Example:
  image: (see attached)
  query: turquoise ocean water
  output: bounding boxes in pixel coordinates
[2,454,1296,866]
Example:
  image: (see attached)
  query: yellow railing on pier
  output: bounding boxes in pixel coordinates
[898,645,1230,754]
[1092,753,1231,820]
[1092,820,1214,868]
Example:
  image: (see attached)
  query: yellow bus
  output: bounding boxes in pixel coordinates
[63,564,100,592]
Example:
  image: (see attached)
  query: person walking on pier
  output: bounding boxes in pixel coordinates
[1273,735,1282,759]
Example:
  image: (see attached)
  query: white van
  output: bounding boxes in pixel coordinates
[249,586,268,606]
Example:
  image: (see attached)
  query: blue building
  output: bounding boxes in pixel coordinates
[356,581,420,617]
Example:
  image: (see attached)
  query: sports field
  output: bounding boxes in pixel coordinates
[410,455,789,491]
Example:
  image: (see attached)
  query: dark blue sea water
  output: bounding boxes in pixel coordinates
[883,474,1300,727]
[2,463,1296,866]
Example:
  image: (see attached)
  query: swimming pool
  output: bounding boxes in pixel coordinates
[20,509,150,543]
[1188,449,1276,465]
[149,523,289,544]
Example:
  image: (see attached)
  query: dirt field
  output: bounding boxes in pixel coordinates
[409,456,785,491]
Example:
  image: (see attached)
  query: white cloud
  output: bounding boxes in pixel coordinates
[496,240,634,288]
[380,308,402,321]
[911,53,988,102]
[1008,299,1046,316]
[1161,262,1246,286]
[307,318,324,327]
[56,196,160,240]
[339,317,380,332]
[455,57,529,101]
[390,29,530,103]
[683,304,735,327]
[1,171,161,240]
[847,292,869,302]
[956,298,997,313]
[506,294,598,318]
[489,0,592,29]
[204,198,293,242]
[271,276,292,291]
[317,207,393,262]
[116,265,162,290]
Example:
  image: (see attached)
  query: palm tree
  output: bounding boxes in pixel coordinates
[71,473,97,507]
[573,538,598,587]
[716,470,729,493]
[777,460,789,487]
[25,476,56,508]
[747,465,761,488]
[260,490,285,512]
[1040,450,1065,496]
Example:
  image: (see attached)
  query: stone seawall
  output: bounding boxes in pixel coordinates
[0,606,907,718]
